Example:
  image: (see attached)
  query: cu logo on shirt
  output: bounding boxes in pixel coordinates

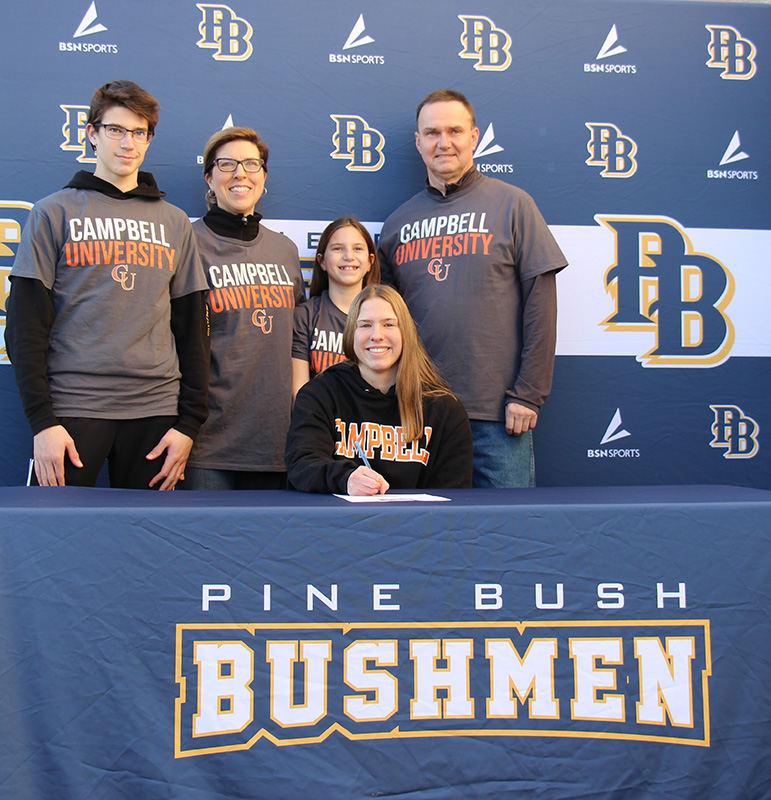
[111,264,136,291]
[252,308,274,333]
[427,258,450,282]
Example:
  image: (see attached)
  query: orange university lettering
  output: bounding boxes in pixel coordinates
[209,284,296,314]
[64,240,176,270]
[395,232,494,266]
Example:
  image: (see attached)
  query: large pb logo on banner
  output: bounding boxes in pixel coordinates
[705,25,756,80]
[196,3,253,61]
[0,202,34,363]
[330,115,385,171]
[458,15,511,71]
[598,216,734,367]
[60,105,95,164]
[585,123,637,178]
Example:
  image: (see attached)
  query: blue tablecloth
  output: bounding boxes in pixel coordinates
[1,485,769,798]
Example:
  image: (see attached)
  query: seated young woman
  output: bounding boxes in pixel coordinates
[285,285,473,495]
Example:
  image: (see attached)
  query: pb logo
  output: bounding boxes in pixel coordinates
[709,405,759,458]
[111,264,136,291]
[330,115,385,172]
[598,215,734,367]
[0,202,34,363]
[196,3,253,61]
[252,308,273,333]
[60,105,95,164]
[705,25,756,80]
[585,123,637,178]
[458,15,511,71]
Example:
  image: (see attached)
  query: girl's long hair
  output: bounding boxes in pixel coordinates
[310,217,380,297]
[342,285,453,442]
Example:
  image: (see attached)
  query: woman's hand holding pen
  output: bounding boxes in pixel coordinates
[349,440,389,494]
[347,466,390,496]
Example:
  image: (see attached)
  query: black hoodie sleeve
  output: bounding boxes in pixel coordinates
[5,276,60,435]
[421,394,474,489]
[285,380,358,493]
[5,279,212,439]
[170,290,210,440]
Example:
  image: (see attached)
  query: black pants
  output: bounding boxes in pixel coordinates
[32,417,177,490]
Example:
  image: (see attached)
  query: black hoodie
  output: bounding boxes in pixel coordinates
[5,171,209,438]
[285,361,473,493]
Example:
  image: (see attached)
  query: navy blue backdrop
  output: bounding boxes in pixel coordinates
[0,0,768,487]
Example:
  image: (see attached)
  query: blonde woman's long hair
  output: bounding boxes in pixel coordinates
[342,285,454,442]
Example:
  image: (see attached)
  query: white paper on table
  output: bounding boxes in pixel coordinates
[333,493,451,503]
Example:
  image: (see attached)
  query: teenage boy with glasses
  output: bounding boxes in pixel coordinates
[6,80,209,490]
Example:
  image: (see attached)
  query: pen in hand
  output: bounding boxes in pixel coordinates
[354,441,371,469]
[351,442,389,495]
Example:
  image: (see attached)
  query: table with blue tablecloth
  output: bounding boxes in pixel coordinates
[1,485,769,798]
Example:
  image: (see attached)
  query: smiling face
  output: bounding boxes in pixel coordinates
[318,225,374,289]
[353,296,403,391]
[415,100,479,191]
[87,105,151,192]
[205,139,265,216]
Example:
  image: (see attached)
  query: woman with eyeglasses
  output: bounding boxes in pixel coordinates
[183,127,305,490]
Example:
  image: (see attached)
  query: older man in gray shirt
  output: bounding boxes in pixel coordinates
[378,89,567,487]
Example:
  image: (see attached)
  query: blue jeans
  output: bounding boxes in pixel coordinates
[181,468,286,490]
[468,420,535,488]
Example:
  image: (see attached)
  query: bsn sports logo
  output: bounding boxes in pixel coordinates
[709,405,759,459]
[705,25,756,80]
[458,15,511,71]
[329,14,384,65]
[330,115,385,171]
[719,130,749,166]
[706,131,758,181]
[587,409,640,459]
[585,123,638,178]
[74,1,106,36]
[601,408,630,444]
[197,3,253,61]
[59,2,117,54]
[584,25,636,74]
[598,215,734,368]
[473,123,513,174]
[0,202,34,364]
[60,105,96,164]
[344,14,373,49]
[597,24,626,59]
